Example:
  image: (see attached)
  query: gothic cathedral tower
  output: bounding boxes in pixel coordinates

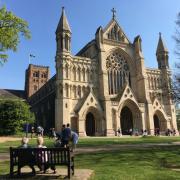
[55,7,72,130]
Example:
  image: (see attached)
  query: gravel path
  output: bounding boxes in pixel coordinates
[0,137,21,143]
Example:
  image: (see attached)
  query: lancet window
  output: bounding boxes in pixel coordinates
[106,52,131,95]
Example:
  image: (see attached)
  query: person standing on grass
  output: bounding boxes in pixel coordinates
[37,125,44,137]
[117,127,121,137]
[61,124,71,147]
[70,131,79,152]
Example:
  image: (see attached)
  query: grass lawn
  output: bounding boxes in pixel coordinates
[1,136,180,179]
[1,136,180,153]
[76,146,180,180]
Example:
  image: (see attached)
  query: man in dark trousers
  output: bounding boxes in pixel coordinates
[61,124,71,147]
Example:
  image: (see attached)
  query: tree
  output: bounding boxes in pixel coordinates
[0,100,35,135]
[173,12,180,102]
[0,6,31,64]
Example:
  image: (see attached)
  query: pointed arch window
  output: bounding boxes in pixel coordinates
[72,67,76,81]
[77,68,81,81]
[82,68,85,81]
[65,65,68,78]
[65,34,69,51]
[106,52,131,95]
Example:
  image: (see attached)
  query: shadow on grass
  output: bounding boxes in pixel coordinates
[160,157,180,170]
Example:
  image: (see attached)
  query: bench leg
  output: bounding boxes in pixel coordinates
[71,164,74,175]
[30,165,36,175]
[18,166,21,176]
[68,165,71,179]
[71,156,74,175]
[10,165,13,177]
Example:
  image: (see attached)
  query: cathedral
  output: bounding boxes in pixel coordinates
[25,7,178,136]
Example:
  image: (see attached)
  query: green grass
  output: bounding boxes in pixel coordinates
[78,136,180,147]
[1,136,180,153]
[1,146,180,179]
[1,136,180,179]
[75,147,180,180]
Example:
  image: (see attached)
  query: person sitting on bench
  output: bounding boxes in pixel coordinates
[18,137,35,175]
[37,137,56,173]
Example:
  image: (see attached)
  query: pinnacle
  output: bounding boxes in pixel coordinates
[156,32,168,54]
[56,7,71,34]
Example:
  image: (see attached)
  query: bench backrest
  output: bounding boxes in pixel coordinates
[10,147,71,166]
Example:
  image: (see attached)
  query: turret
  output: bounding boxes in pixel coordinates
[134,35,143,58]
[56,7,71,53]
[95,26,104,51]
[156,33,169,69]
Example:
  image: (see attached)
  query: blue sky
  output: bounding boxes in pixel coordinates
[0,0,180,90]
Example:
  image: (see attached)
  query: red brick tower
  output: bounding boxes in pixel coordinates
[25,64,50,98]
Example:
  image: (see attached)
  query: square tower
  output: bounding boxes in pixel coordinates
[25,64,50,98]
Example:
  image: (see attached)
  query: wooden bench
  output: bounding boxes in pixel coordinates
[9,147,74,178]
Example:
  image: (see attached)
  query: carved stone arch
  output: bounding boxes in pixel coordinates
[72,66,76,81]
[77,85,81,98]
[77,66,81,81]
[64,63,69,79]
[118,98,142,135]
[154,77,157,89]
[89,68,94,82]
[148,76,151,89]
[153,109,167,133]
[65,34,69,51]
[151,77,154,89]
[82,86,86,97]
[82,67,86,81]
[65,83,69,97]
[69,84,72,98]
[72,85,76,98]
[86,67,90,82]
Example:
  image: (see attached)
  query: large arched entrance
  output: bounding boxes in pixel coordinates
[120,106,133,135]
[85,112,95,136]
[153,110,167,133]
[153,114,160,129]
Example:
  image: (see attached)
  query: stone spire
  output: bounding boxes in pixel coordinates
[156,32,168,55]
[56,7,71,34]
[156,33,169,69]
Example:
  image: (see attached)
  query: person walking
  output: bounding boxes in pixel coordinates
[70,131,79,152]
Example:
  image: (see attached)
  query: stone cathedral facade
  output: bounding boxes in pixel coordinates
[27,8,178,136]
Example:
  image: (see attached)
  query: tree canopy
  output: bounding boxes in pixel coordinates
[173,12,180,102]
[0,6,31,64]
[0,100,35,135]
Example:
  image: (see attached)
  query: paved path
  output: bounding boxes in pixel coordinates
[0,168,94,180]
[0,137,21,143]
